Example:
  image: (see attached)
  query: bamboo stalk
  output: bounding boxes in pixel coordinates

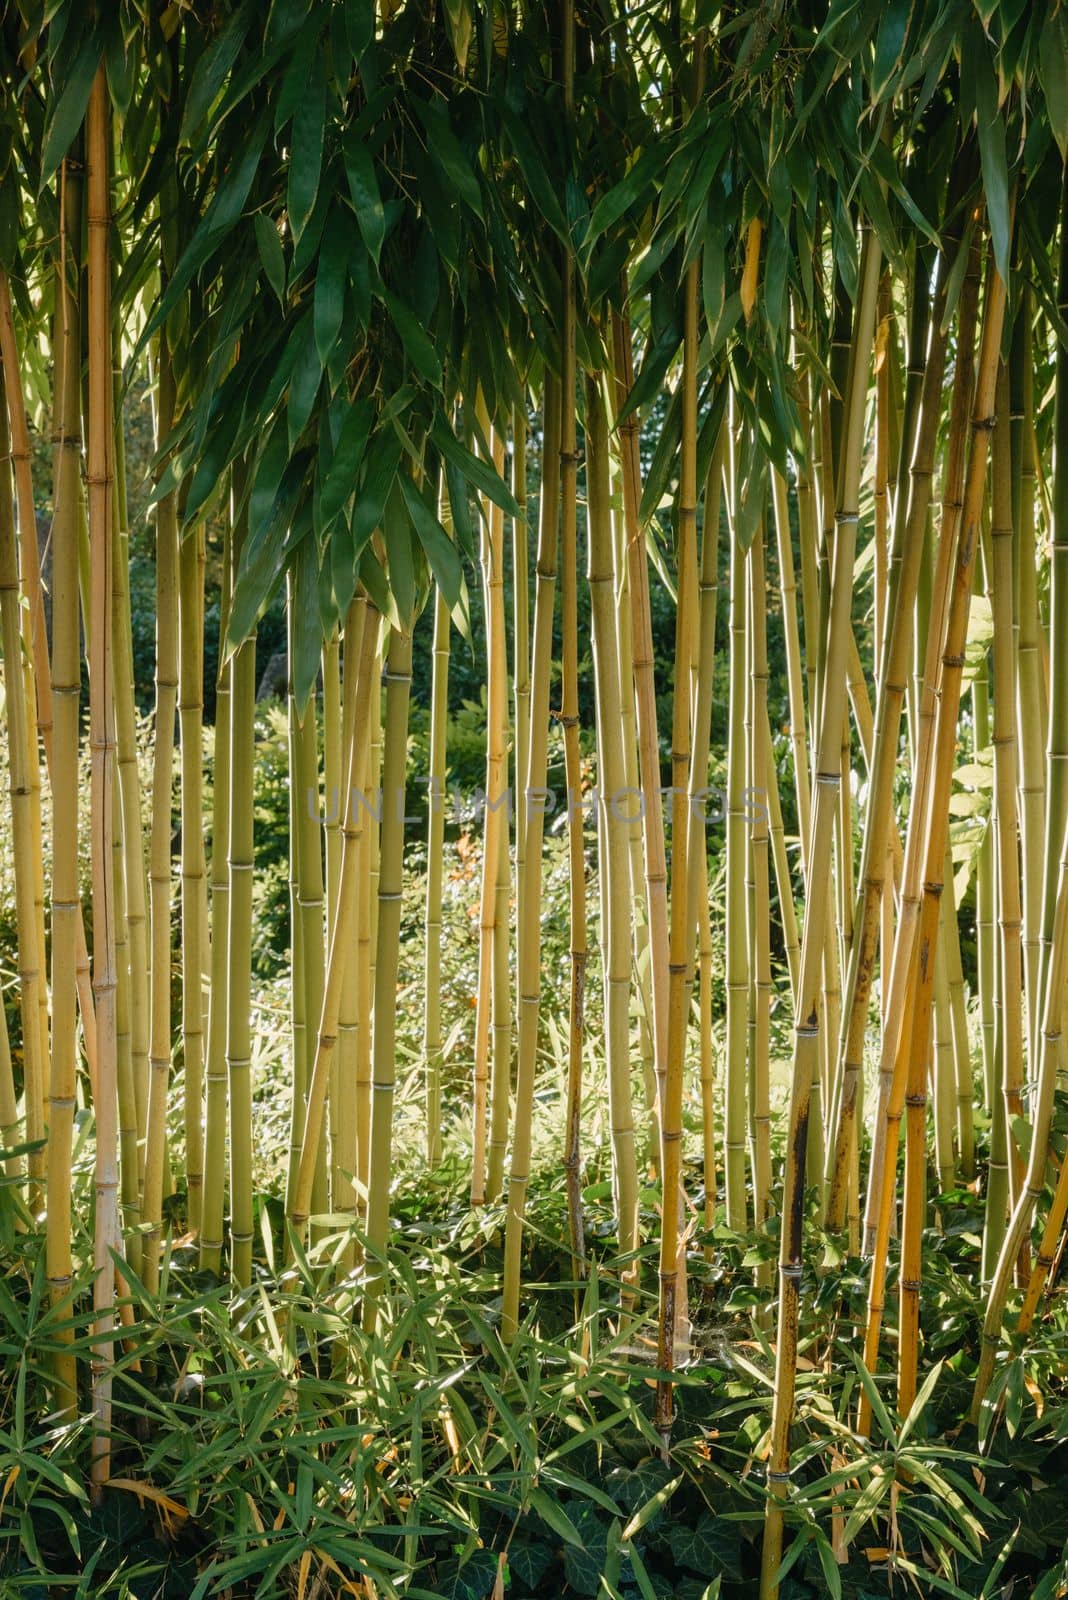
[612,311,669,1132]
[87,68,118,1493]
[823,232,953,1225]
[473,416,510,1207]
[363,615,414,1329]
[884,238,1008,1420]
[423,579,449,1171]
[586,372,638,1295]
[47,153,84,1418]
[655,218,702,1434]
[141,330,180,1297]
[989,364,1026,1239]
[227,465,256,1288]
[760,225,880,1600]
[290,606,378,1230]
[501,372,560,1342]
[0,361,39,1192]
[199,514,232,1276]
[179,527,206,1233]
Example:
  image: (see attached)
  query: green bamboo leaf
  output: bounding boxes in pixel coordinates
[41,29,100,184]
[291,532,322,716]
[583,146,661,259]
[287,314,324,450]
[870,0,910,103]
[967,27,1011,285]
[502,109,569,242]
[431,418,520,519]
[180,2,252,146]
[345,136,385,265]
[288,67,325,242]
[315,209,348,367]
[382,290,442,389]
[1040,10,1068,162]
[399,474,468,628]
[319,398,373,530]
[352,429,401,550]
[254,212,287,305]
[414,97,482,218]
[528,1487,583,1548]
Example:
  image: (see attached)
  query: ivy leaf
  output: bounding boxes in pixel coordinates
[434,1549,499,1600]
[507,1536,554,1590]
[666,1512,743,1580]
[560,1502,609,1599]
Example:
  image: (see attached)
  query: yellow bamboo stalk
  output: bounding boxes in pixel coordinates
[363,616,414,1329]
[141,332,180,1297]
[612,311,669,1134]
[199,513,232,1276]
[290,606,379,1229]
[501,372,560,1342]
[227,466,256,1288]
[47,153,84,1418]
[586,372,638,1292]
[760,225,880,1600]
[655,220,702,1435]
[179,527,206,1233]
[87,67,119,1493]
[891,242,1008,1420]
[423,578,449,1170]
[473,414,510,1206]
[0,358,39,1191]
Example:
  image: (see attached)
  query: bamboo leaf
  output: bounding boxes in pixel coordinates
[967,26,1012,285]
[430,417,520,518]
[289,67,325,242]
[345,136,385,266]
[1040,9,1068,162]
[399,473,468,629]
[315,209,348,367]
[179,3,252,146]
[255,212,287,305]
[41,29,99,184]
[381,289,443,389]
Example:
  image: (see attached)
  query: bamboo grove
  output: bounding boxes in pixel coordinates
[1,0,1068,1592]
